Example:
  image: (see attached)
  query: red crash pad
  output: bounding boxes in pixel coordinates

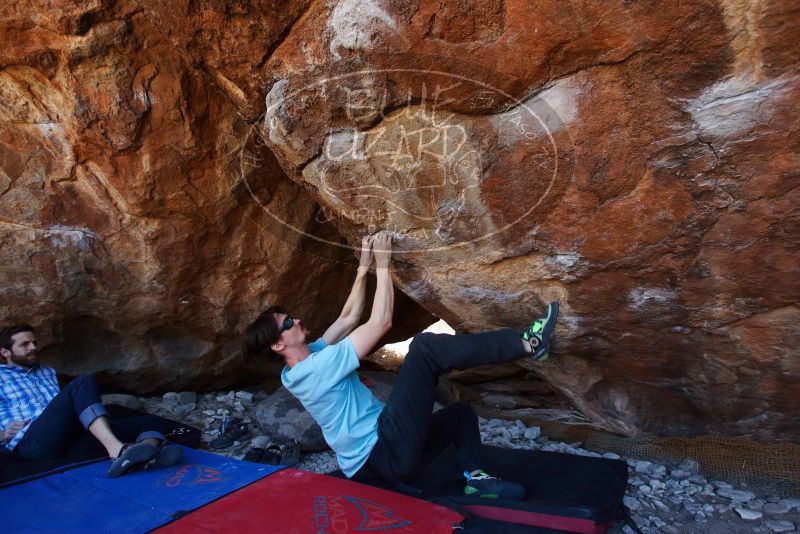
[157,468,464,533]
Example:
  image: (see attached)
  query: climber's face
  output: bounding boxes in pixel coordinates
[271,312,308,353]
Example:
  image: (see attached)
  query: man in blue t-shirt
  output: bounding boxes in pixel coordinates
[245,232,559,500]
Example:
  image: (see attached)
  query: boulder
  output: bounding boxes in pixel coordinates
[2,0,798,441]
[253,385,327,452]
[0,1,434,393]
[178,0,800,440]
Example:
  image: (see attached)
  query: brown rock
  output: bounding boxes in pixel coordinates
[0,1,433,393]
[250,0,800,440]
[2,1,798,442]
[446,362,527,385]
[138,0,314,119]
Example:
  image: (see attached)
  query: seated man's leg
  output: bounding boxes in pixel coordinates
[66,414,170,457]
[16,375,124,461]
[368,329,526,481]
[15,376,105,460]
[14,387,82,461]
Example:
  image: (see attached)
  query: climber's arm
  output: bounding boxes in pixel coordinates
[321,235,373,345]
[349,232,394,359]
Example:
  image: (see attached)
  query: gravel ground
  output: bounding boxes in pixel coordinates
[108,390,800,533]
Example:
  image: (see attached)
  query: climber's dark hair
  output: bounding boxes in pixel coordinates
[244,306,287,361]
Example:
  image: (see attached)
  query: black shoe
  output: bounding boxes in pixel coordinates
[108,441,158,478]
[243,447,265,463]
[278,440,300,467]
[262,444,283,465]
[463,470,526,500]
[143,442,183,471]
[210,417,249,450]
[243,444,282,465]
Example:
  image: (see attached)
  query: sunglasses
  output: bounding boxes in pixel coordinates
[279,315,294,333]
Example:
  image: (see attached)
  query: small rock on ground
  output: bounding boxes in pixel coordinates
[735,508,763,520]
[764,520,795,533]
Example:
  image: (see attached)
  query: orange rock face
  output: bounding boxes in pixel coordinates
[224,0,800,441]
[0,1,432,392]
[1,1,798,440]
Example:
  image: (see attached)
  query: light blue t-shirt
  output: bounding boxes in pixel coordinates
[281,337,384,477]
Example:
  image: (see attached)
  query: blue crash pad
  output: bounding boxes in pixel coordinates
[3,446,284,533]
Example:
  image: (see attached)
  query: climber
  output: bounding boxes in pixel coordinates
[244,231,559,499]
[0,323,182,477]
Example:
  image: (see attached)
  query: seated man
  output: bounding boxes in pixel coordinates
[245,232,559,499]
[0,323,181,477]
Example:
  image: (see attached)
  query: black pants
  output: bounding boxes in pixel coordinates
[15,375,108,461]
[63,414,172,458]
[355,328,526,483]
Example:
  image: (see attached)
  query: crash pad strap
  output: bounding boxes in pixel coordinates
[462,504,610,534]
[0,457,106,490]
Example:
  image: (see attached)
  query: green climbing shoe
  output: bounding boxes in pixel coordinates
[521,301,559,361]
[463,470,525,500]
